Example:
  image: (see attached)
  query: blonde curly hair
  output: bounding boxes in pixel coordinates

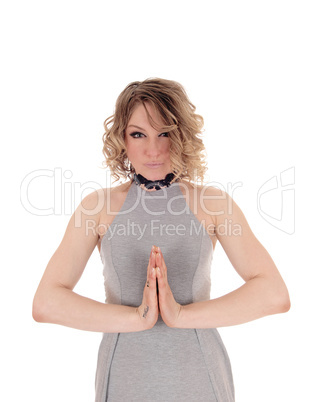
[102,78,207,183]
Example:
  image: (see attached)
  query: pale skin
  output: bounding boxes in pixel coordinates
[32,102,290,332]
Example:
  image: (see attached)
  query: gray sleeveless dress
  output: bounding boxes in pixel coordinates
[95,181,234,401]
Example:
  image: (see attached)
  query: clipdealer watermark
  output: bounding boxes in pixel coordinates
[20,166,295,235]
[20,167,243,219]
[86,218,242,241]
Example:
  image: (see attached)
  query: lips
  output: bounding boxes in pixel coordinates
[144,163,163,169]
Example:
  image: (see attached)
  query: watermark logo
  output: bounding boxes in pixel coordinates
[20,168,242,219]
[20,166,295,235]
[20,167,104,216]
[257,167,295,234]
[86,218,242,241]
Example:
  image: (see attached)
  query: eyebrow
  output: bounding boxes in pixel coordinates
[126,125,145,131]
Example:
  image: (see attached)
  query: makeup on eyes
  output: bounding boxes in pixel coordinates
[128,131,169,138]
[129,132,144,138]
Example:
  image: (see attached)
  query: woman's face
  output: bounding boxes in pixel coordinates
[124,102,172,181]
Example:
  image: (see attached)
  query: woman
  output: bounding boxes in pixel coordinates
[33,78,290,401]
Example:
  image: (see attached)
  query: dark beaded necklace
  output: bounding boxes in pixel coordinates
[133,172,177,191]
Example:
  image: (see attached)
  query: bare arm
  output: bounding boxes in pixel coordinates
[32,190,158,333]
[178,270,290,329]
[157,188,291,329]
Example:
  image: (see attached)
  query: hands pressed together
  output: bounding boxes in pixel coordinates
[136,245,182,330]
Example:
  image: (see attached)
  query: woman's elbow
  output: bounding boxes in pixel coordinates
[32,296,45,323]
[271,286,291,314]
[32,291,51,323]
[279,293,291,313]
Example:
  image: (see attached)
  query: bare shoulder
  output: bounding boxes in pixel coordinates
[179,181,228,219]
[108,180,132,197]
[178,181,224,249]
[102,180,132,212]
[79,181,131,214]
[79,187,106,213]
[96,180,132,249]
[179,180,223,195]
[194,183,238,225]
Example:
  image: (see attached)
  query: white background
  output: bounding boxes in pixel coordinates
[1,0,314,401]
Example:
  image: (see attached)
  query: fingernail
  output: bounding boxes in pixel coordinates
[151,267,155,274]
[157,246,161,252]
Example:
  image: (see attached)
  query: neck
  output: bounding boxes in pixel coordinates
[133,172,177,191]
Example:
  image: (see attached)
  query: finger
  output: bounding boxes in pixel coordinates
[155,261,165,290]
[146,249,152,280]
[146,267,157,291]
[152,245,159,268]
[147,269,158,315]
[147,246,156,279]
[156,248,167,280]
[146,247,157,292]
[155,265,163,283]
[149,264,157,289]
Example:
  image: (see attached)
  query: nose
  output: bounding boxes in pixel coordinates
[145,137,161,158]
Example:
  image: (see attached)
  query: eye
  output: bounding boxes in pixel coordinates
[159,132,169,137]
[129,132,145,138]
